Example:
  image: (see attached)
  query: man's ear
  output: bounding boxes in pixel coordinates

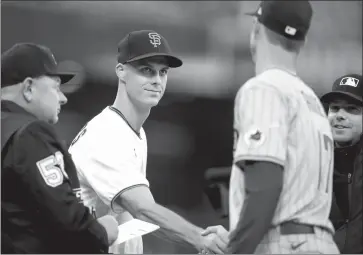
[22,77,34,102]
[115,63,126,81]
[253,18,261,36]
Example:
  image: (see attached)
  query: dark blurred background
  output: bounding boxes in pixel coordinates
[1,1,362,253]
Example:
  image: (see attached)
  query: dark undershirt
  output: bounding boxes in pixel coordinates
[228,160,283,253]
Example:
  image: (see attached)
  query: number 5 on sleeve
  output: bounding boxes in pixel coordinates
[36,151,68,188]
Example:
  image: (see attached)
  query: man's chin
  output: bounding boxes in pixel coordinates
[139,99,160,109]
[333,136,352,144]
[49,116,59,124]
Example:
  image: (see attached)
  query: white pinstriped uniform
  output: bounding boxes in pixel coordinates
[69,107,148,254]
[229,69,340,254]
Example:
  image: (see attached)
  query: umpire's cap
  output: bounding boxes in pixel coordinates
[321,74,362,106]
[246,1,313,41]
[1,43,75,88]
[117,30,183,68]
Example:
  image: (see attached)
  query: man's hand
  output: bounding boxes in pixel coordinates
[97,215,119,245]
[199,225,229,254]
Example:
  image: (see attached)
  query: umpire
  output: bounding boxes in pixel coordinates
[1,43,118,253]
[321,74,362,254]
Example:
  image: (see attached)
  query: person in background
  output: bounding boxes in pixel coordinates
[321,73,362,254]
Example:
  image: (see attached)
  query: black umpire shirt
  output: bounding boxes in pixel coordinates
[330,137,362,254]
[1,100,109,254]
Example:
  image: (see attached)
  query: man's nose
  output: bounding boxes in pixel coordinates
[335,108,347,121]
[151,73,162,85]
[59,92,68,105]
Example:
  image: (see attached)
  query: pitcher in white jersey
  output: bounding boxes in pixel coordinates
[202,1,339,254]
[69,30,228,254]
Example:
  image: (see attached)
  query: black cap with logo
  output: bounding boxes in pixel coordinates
[1,43,75,88]
[321,74,362,105]
[246,1,313,41]
[117,30,183,68]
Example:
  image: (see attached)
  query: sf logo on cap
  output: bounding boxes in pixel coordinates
[340,77,359,87]
[149,32,161,48]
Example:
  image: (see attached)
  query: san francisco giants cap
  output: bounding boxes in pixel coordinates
[117,30,183,68]
[1,43,75,88]
[246,1,313,41]
[321,74,362,105]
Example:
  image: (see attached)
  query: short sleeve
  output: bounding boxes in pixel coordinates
[70,139,149,212]
[234,83,289,166]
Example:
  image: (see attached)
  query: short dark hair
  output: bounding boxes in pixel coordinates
[264,25,305,53]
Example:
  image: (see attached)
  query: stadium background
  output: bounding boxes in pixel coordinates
[1,1,362,253]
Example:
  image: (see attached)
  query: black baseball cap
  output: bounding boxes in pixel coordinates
[321,74,362,106]
[1,43,75,88]
[246,1,313,41]
[117,30,183,68]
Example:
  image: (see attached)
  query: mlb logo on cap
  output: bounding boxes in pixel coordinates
[339,77,359,87]
[321,73,362,106]
[285,26,297,36]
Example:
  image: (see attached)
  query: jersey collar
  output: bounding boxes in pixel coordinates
[108,106,141,139]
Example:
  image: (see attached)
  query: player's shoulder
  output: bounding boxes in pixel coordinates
[240,69,305,95]
[73,107,136,149]
[238,73,279,95]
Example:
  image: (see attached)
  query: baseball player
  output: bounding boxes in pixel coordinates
[202,1,340,254]
[69,30,228,254]
[1,43,118,253]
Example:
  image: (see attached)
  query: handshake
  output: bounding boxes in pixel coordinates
[198,225,230,254]
[96,215,231,254]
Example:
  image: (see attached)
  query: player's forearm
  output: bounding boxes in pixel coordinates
[228,188,280,253]
[228,161,283,253]
[136,203,203,250]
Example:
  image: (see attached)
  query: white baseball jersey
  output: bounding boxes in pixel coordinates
[69,106,149,254]
[229,68,335,235]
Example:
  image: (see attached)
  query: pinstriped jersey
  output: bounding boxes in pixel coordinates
[229,69,335,234]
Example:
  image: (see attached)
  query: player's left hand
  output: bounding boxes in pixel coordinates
[201,225,229,243]
[200,225,229,254]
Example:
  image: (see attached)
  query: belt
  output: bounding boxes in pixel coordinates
[279,222,315,235]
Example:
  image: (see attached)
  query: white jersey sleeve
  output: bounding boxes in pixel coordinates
[75,141,149,212]
[234,80,290,166]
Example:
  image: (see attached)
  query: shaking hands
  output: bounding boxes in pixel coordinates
[199,225,230,254]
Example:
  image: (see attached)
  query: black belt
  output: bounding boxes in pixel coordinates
[279,222,315,235]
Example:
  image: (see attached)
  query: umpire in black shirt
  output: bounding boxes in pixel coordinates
[321,74,362,254]
[1,43,119,253]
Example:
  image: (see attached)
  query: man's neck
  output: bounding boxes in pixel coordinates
[112,95,150,133]
[255,46,298,76]
[335,138,360,149]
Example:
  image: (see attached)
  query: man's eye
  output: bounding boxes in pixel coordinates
[330,106,339,112]
[141,67,153,74]
[160,69,168,76]
[347,106,360,113]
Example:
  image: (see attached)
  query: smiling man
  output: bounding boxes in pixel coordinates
[321,74,362,254]
[68,30,228,254]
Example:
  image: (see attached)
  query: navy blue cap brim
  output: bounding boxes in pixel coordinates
[47,72,75,84]
[126,52,183,68]
[321,91,363,105]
